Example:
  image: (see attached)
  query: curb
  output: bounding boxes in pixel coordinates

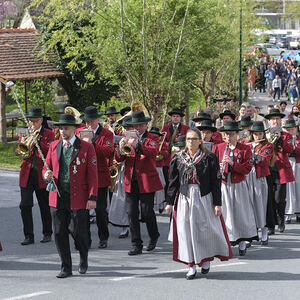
[0,168,19,173]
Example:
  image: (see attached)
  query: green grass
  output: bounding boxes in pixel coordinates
[0,143,22,170]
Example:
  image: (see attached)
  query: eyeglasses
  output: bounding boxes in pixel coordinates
[186,138,200,141]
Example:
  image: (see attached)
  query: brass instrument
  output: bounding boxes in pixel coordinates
[156,132,167,161]
[15,130,39,159]
[103,122,115,133]
[121,143,133,156]
[120,130,139,156]
[109,147,119,192]
[65,106,82,124]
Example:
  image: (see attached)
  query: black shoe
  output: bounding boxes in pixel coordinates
[186,271,197,280]
[261,237,268,246]
[98,240,108,249]
[40,235,51,243]
[201,268,210,275]
[118,230,129,239]
[78,261,88,274]
[278,224,285,233]
[246,242,252,249]
[56,271,72,278]
[239,248,247,256]
[128,246,143,256]
[296,216,300,223]
[146,235,160,251]
[158,208,164,214]
[285,218,292,224]
[268,228,275,235]
[21,237,34,246]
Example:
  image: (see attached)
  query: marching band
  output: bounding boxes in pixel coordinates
[4,91,300,280]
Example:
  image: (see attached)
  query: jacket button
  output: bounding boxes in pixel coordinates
[73,193,76,196]
[73,180,76,183]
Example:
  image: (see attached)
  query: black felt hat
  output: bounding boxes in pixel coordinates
[264,108,285,120]
[26,107,43,118]
[127,111,151,124]
[239,115,253,127]
[294,111,300,117]
[120,106,131,116]
[104,106,119,115]
[174,135,186,147]
[192,112,211,122]
[121,116,133,127]
[219,120,242,132]
[196,119,217,132]
[80,106,103,120]
[55,104,70,114]
[150,127,163,136]
[219,110,236,120]
[168,107,185,117]
[54,113,81,127]
[249,121,266,132]
[283,118,298,128]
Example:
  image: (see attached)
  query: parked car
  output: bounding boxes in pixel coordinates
[274,50,300,62]
[289,36,300,49]
[276,37,288,49]
[256,43,285,56]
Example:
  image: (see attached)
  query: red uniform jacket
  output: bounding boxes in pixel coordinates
[116,132,163,193]
[253,142,274,178]
[274,132,295,184]
[292,135,300,163]
[161,123,189,166]
[156,140,169,168]
[212,131,223,144]
[213,142,253,184]
[19,127,54,189]
[92,124,114,188]
[43,137,98,210]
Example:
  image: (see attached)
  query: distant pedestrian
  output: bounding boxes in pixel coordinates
[272,75,282,101]
[265,65,276,97]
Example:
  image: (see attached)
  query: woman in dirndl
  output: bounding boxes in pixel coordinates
[213,121,258,256]
[165,128,232,280]
[283,118,300,223]
[247,121,274,245]
[108,116,132,238]
[149,127,168,213]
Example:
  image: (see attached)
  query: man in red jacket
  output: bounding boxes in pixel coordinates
[116,111,162,255]
[265,108,295,234]
[19,107,54,246]
[43,113,98,278]
[80,106,114,249]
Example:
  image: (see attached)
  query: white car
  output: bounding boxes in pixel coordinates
[256,43,285,56]
[289,36,300,50]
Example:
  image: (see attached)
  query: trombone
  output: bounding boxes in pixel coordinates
[156,131,167,161]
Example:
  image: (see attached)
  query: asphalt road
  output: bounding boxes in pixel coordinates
[0,93,299,300]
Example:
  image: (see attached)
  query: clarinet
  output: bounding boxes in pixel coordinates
[220,142,229,179]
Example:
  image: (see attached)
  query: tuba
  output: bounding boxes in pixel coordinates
[15,130,39,159]
[64,106,82,124]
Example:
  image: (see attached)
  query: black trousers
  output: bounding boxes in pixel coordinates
[162,166,169,200]
[125,181,159,247]
[20,169,52,239]
[268,171,287,229]
[51,204,89,273]
[273,87,281,100]
[88,187,109,242]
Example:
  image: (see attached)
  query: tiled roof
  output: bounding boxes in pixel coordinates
[0,29,64,82]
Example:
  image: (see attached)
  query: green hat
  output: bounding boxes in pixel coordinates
[283,118,298,128]
[196,119,217,132]
[249,121,266,132]
[26,107,43,118]
[174,135,186,148]
[104,106,119,115]
[150,127,163,136]
[121,116,133,127]
[168,107,185,117]
[54,113,81,127]
[239,115,253,127]
[220,121,242,132]
[127,111,151,125]
[294,111,300,117]
[80,106,103,120]
[264,108,285,120]
[219,110,236,120]
[192,112,211,122]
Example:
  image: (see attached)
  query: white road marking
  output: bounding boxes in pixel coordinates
[109,261,247,281]
[1,291,52,300]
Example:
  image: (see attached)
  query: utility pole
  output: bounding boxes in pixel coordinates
[239,0,243,106]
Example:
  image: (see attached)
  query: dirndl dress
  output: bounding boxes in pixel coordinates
[154,167,166,206]
[246,167,268,228]
[286,157,300,215]
[172,185,232,266]
[108,163,129,227]
[221,173,258,245]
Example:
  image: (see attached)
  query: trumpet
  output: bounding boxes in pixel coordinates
[156,132,167,161]
[109,147,119,192]
[120,130,139,156]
